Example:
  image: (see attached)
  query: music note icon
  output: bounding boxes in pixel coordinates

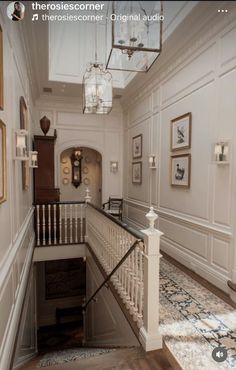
[32,14,38,21]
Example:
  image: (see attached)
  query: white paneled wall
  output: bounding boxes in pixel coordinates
[0,4,36,369]
[122,4,236,293]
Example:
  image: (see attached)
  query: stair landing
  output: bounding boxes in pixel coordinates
[19,346,176,370]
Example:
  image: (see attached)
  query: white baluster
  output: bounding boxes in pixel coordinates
[134,248,139,317]
[80,204,83,242]
[48,204,51,245]
[59,204,62,244]
[138,249,143,319]
[64,204,67,244]
[70,204,73,243]
[36,205,40,246]
[42,204,46,246]
[75,204,78,243]
[53,204,57,244]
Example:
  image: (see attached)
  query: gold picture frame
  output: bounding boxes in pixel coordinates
[171,154,191,188]
[171,112,192,151]
[20,96,29,191]
[0,120,6,203]
[0,25,3,110]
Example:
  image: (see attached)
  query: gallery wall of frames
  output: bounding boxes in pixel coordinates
[123,5,236,295]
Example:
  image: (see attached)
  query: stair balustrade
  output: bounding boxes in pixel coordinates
[34,196,163,351]
[34,201,86,246]
[85,203,163,352]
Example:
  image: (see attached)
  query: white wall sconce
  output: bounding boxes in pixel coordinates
[214,141,229,164]
[110,161,118,173]
[29,151,38,168]
[14,129,28,160]
[148,155,157,169]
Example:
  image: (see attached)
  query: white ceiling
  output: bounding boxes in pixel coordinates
[23,1,198,99]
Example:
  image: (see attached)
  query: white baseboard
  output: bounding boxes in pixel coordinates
[13,351,38,370]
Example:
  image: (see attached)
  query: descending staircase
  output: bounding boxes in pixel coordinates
[19,346,175,370]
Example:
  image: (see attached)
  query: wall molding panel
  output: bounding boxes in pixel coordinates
[0,211,35,370]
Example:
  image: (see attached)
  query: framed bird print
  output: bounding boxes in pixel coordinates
[171,113,191,151]
[171,154,191,188]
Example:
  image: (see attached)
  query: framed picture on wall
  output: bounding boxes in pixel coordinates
[171,154,191,188]
[0,120,6,204]
[0,25,3,110]
[132,162,142,184]
[20,96,29,191]
[132,134,142,159]
[171,112,192,151]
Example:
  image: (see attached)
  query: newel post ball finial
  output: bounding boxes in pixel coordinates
[40,116,51,135]
[146,207,158,231]
[85,187,92,203]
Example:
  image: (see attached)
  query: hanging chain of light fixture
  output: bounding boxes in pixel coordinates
[83,10,112,115]
[106,1,163,72]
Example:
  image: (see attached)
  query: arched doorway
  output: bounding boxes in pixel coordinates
[60,147,102,207]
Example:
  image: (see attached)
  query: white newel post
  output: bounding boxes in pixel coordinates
[139,207,163,351]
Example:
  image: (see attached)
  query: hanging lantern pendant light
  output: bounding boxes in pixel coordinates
[106,1,163,72]
[83,15,113,114]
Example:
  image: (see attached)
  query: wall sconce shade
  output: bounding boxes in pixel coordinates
[14,129,28,160]
[110,161,118,173]
[106,1,163,72]
[29,151,38,168]
[214,141,229,164]
[148,155,157,169]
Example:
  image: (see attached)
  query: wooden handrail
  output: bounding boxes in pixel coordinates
[87,203,144,241]
[33,200,86,206]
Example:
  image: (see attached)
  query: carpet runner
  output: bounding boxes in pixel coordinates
[160,259,236,370]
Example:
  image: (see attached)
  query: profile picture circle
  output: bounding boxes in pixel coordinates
[7,1,25,22]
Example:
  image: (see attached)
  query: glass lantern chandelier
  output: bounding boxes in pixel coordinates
[83,14,112,115]
[106,1,163,72]
[83,62,112,114]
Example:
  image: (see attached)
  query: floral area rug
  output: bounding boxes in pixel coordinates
[38,348,116,367]
[160,259,236,370]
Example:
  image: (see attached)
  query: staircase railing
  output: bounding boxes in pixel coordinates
[85,203,163,351]
[83,238,142,311]
[34,201,86,246]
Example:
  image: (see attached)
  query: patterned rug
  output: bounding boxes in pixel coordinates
[160,259,236,370]
[38,348,116,367]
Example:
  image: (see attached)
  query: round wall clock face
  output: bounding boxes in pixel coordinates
[61,157,67,164]
[83,177,90,185]
[62,178,69,185]
[83,166,89,174]
[63,167,70,174]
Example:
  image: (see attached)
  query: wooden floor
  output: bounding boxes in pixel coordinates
[19,346,177,370]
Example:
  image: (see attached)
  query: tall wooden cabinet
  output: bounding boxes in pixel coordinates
[33,131,60,204]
